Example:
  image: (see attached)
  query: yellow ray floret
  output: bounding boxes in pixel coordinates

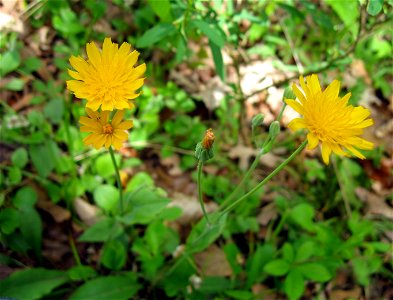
[67,37,146,111]
[285,74,374,164]
[79,108,133,150]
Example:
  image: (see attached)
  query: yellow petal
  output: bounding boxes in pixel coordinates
[292,83,307,104]
[323,79,340,101]
[288,118,307,131]
[285,99,304,115]
[345,145,366,160]
[86,42,102,69]
[307,132,319,150]
[112,110,125,126]
[308,74,321,96]
[117,120,133,130]
[321,142,332,164]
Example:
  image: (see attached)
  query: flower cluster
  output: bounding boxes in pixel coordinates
[286,74,374,164]
[67,37,145,150]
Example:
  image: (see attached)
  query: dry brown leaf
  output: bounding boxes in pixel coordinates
[355,187,393,220]
[194,245,232,276]
[257,202,278,226]
[73,198,101,226]
[328,287,362,300]
[168,192,218,225]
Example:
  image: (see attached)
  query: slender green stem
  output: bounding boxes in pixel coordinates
[197,160,210,224]
[109,146,123,214]
[220,103,288,210]
[68,233,82,266]
[219,140,308,217]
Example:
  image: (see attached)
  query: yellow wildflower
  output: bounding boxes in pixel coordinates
[285,74,374,164]
[67,37,146,111]
[79,108,133,150]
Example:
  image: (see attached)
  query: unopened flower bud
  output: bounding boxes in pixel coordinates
[269,121,280,138]
[251,114,265,128]
[202,128,215,150]
[283,86,296,100]
[195,129,215,163]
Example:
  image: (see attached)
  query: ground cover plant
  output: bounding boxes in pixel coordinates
[0,0,392,299]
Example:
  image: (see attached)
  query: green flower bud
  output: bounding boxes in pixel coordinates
[251,113,265,128]
[283,86,296,100]
[269,121,280,138]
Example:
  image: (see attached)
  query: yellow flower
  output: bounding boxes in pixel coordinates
[67,37,146,111]
[285,74,374,164]
[79,108,133,150]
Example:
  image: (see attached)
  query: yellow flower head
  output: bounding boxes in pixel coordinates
[285,74,374,164]
[67,37,146,111]
[79,108,133,150]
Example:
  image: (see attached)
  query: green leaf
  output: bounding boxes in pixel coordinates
[325,0,359,37]
[0,208,20,234]
[19,206,42,257]
[199,276,231,294]
[8,166,22,185]
[300,263,331,282]
[13,186,37,208]
[29,141,58,178]
[290,203,315,231]
[12,148,28,168]
[209,40,225,81]
[246,243,274,286]
[0,50,20,76]
[43,97,64,124]
[68,265,97,281]
[94,153,120,179]
[4,78,25,91]
[79,218,124,242]
[121,188,170,225]
[126,172,154,192]
[22,57,42,73]
[225,290,254,300]
[192,20,225,48]
[101,240,127,270]
[0,268,69,300]
[93,185,119,213]
[136,23,177,48]
[284,269,304,300]
[148,0,172,21]
[70,275,141,300]
[352,257,370,286]
[282,243,294,262]
[295,241,315,262]
[367,0,383,16]
[186,213,227,253]
[263,259,290,276]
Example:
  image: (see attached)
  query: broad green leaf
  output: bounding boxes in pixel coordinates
[94,153,121,179]
[69,275,141,300]
[352,257,370,286]
[246,243,274,287]
[8,166,22,185]
[186,213,227,253]
[263,259,290,276]
[192,20,225,48]
[121,188,170,225]
[13,186,37,208]
[325,0,359,37]
[68,265,97,281]
[11,148,28,168]
[199,276,232,294]
[148,0,172,21]
[295,241,315,262]
[290,203,315,231]
[299,263,331,282]
[136,23,177,48]
[79,218,124,242]
[0,50,20,76]
[101,240,127,270]
[0,208,19,234]
[29,141,59,178]
[0,268,68,300]
[282,243,294,263]
[284,269,304,300]
[43,97,64,124]
[19,206,42,257]
[209,40,225,81]
[22,57,42,73]
[225,290,254,300]
[4,78,24,91]
[367,0,383,16]
[126,172,154,192]
[93,184,119,213]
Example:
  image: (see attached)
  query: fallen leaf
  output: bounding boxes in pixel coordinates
[73,198,101,226]
[194,244,232,276]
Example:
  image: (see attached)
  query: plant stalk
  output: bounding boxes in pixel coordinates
[109,146,123,214]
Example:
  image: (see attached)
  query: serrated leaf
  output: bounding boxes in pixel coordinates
[0,268,68,300]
